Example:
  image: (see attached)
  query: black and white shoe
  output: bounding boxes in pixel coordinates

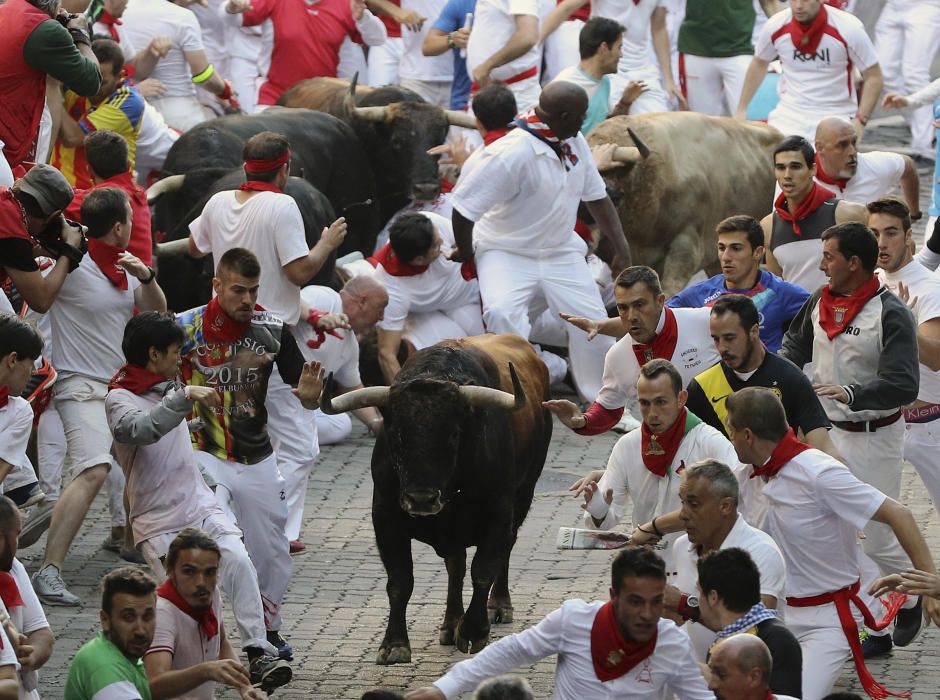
[893,596,924,647]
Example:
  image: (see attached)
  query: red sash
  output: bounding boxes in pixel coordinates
[749,429,812,479]
[773,182,837,236]
[470,65,538,94]
[786,3,829,56]
[108,364,168,394]
[590,600,657,681]
[631,307,678,366]
[87,238,128,290]
[818,276,880,341]
[157,579,219,640]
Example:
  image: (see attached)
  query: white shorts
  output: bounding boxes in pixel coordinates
[54,375,115,477]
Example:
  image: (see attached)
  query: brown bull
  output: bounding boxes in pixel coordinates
[589,112,783,295]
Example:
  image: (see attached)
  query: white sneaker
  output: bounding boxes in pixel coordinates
[18,500,55,549]
[31,565,80,606]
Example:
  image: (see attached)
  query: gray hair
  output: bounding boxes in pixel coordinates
[684,459,739,505]
[473,676,534,700]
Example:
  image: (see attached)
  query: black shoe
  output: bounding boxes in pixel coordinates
[893,596,924,647]
[249,655,292,694]
[267,631,294,661]
[861,630,893,659]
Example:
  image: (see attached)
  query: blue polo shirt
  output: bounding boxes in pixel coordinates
[431,0,475,109]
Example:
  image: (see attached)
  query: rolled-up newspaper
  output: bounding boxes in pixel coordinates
[556,527,665,551]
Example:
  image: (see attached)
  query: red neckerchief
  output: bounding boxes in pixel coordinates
[369,243,429,277]
[87,237,128,290]
[750,428,812,479]
[0,572,23,610]
[105,171,148,209]
[814,155,850,192]
[238,180,283,194]
[773,182,836,236]
[590,600,657,681]
[202,297,255,344]
[483,126,512,146]
[306,308,345,349]
[108,363,168,394]
[787,3,829,56]
[631,307,678,366]
[0,387,8,409]
[641,407,699,477]
[97,10,122,41]
[818,275,880,341]
[514,109,579,170]
[156,579,219,640]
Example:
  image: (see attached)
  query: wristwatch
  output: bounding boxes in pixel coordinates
[139,266,156,285]
[447,32,456,49]
[678,593,700,622]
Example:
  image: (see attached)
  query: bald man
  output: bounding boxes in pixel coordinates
[813,117,920,218]
[449,81,631,404]
[708,634,799,700]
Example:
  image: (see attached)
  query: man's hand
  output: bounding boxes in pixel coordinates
[849,118,865,143]
[630,524,661,546]
[226,0,252,13]
[897,280,919,311]
[136,78,167,99]
[450,25,470,48]
[733,107,747,121]
[618,79,649,108]
[558,312,600,340]
[446,246,473,263]
[883,93,910,110]
[147,36,172,58]
[187,386,221,410]
[293,360,326,408]
[870,570,940,599]
[664,78,687,110]
[580,480,613,521]
[396,8,426,31]
[472,63,491,88]
[116,252,151,281]
[405,688,446,700]
[663,584,682,611]
[569,468,604,497]
[204,659,251,688]
[542,399,585,429]
[925,596,940,627]
[351,0,366,21]
[428,135,471,168]
[63,12,90,32]
[60,218,84,248]
[14,634,37,673]
[315,312,352,332]
[813,384,849,404]
[320,217,347,250]
[240,688,268,700]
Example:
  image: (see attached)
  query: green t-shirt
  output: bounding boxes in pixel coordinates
[678,0,757,58]
[64,633,151,700]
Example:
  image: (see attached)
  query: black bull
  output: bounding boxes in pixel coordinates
[321,334,552,664]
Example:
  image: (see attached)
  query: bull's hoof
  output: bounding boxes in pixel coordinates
[376,644,412,665]
[455,621,490,654]
[487,602,514,624]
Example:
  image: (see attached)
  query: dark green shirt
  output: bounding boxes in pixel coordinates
[23,19,101,96]
[678,0,757,58]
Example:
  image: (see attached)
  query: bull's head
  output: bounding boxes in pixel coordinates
[320,364,526,516]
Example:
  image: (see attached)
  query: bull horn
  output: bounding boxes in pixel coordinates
[611,146,643,164]
[155,238,190,257]
[444,109,478,129]
[319,373,389,415]
[349,71,359,97]
[146,174,185,203]
[626,127,651,159]
[353,106,391,122]
[458,363,527,411]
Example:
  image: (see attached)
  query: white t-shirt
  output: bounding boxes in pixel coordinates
[755,6,877,118]
[451,127,607,254]
[190,0,228,71]
[49,260,139,382]
[190,190,309,325]
[673,514,787,661]
[466,0,544,81]
[0,397,32,475]
[375,212,480,332]
[738,448,884,597]
[10,558,48,700]
[595,307,718,411]
[295,286,362,387]
[879,261,940,404]
[92,22,139,60]
[435,601,714,699]
[399,0,454,81]
[123,0,206,99]
[590,0,663,74]
[820,151,906,207]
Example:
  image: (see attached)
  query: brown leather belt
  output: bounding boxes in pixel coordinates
[831,410,902,433]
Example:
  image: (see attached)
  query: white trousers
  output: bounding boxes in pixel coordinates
[830,421,912,575]
[679,53,751,116]
[338,38,368,80]
[37,405,66,502]
[0,151,12,187]
[542,20,583,84]
[404,304,485,350]
[149,96,211,133]
[368,36,403,86]
[476,248,614,402]
[768,104,856,143]
[314,410,352,446]
[609,67,669,114]
[197,451,293,631]
[134,103,180,182]
[399,78,452,108]
[904,418,940,510]
[266,368,318,543]
[505,75,542,113]
[230,56,262,115]
[875,1,940,157]
[786,602,854,700]
[141,512,278,654]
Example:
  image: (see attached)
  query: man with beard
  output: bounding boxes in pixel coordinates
[403,548,713,699]
[144,530,266,700]
[65,567,158,700]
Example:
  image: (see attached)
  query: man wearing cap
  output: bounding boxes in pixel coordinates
[32,186,166,607]
[0,164,86,314]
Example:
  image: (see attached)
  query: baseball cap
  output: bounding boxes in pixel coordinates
[17,164,74,217]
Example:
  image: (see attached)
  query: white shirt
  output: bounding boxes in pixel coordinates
[738,448,884,597]
[879,260,940,404]
[295,286,361,386]
[451,127,607,254]
[399,0,453,81]
[755,6,878,119]
[9,558,47,700]
[122,0,207,99]
[466,0,544,81]
[0,397,32,475]
[588,421,740,577]
[49,260,139,382]
[673,513,787,661]
[375,212,480,332]
[435,601,714,699]
[595,307,718,411]
[190,190,309,325]
[819,151,906,207]
[92,22,138,60]
[590,0,663,74]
